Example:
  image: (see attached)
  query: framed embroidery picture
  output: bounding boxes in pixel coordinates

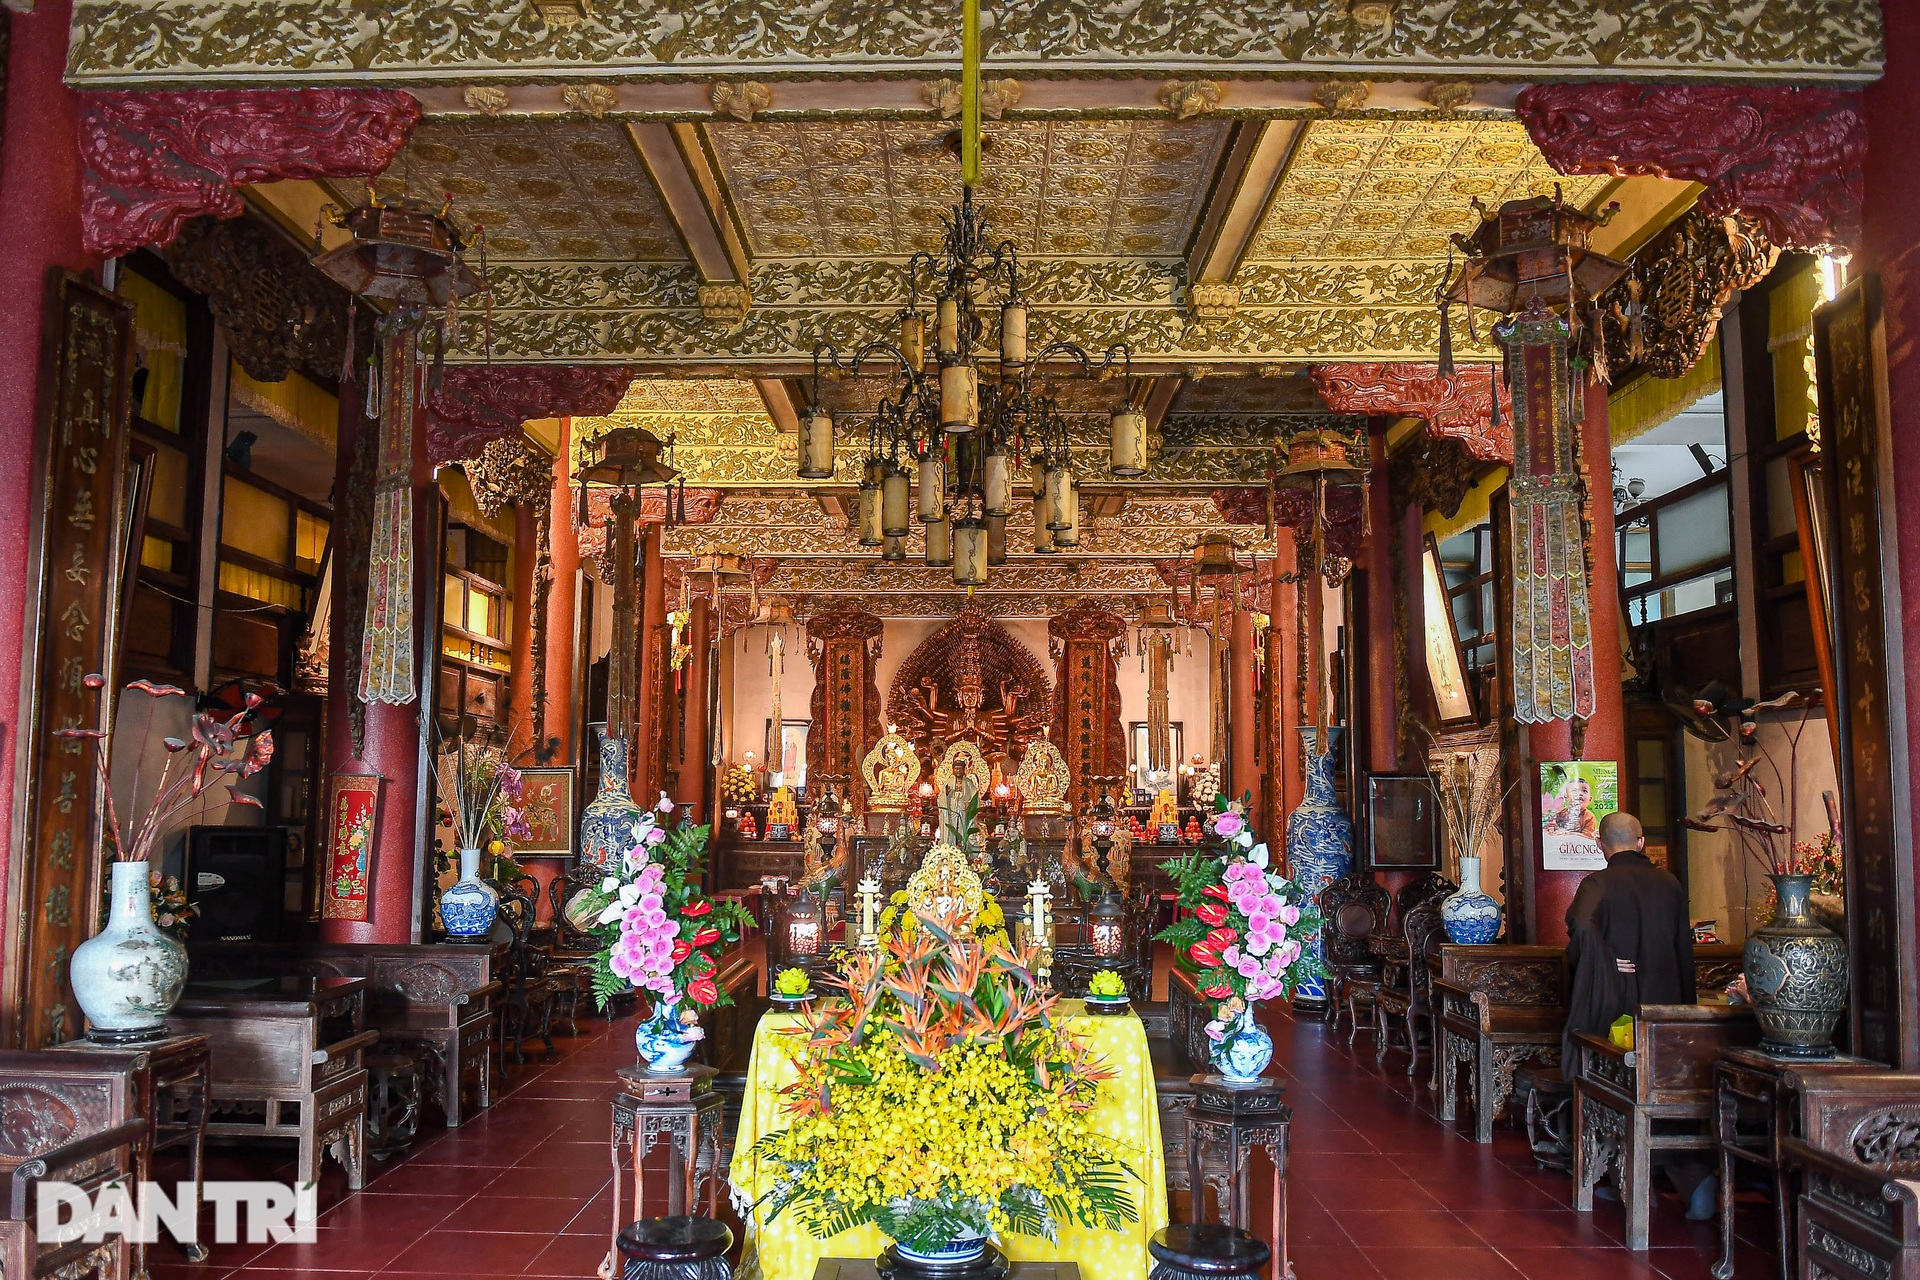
[321,772,382,922]
[513,766,575,858]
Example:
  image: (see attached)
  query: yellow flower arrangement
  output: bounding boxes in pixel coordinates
[749,919,1137,1254]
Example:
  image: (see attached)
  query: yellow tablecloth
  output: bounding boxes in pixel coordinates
[728,1002,1169,1280]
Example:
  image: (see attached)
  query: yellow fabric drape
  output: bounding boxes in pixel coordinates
[119,269,186,432]
[230,365,340,453]
[1424,465,1510,544]
[729,1005,1170,1280]
[1607,334,1723,447]
[1769,264,1822,443]
[439,469,518,547]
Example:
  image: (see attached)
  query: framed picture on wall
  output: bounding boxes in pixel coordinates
[513,766,576,857]
[1127,722,1184,795]
[768,719,809,789]
[1365,774,1439,871]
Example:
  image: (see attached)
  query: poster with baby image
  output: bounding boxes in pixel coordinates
[1540,760,1619,871]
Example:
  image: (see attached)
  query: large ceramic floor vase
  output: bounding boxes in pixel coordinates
[1743,872,1848,1058]
[70,860,188,1043]
[579,728,644,872]
[1284,726,1353,1008]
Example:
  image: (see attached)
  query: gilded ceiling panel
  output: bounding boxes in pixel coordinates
[1246,117,1614,264]
[707,119,1229,259]
[381,118,683,262]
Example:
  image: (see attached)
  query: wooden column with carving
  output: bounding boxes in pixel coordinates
[543,421,579,766]
[1047,603,1126,819]
[805,610,884,809]
[636,523,668,804]
[1265,532,1305,844]
[675,599,714,819]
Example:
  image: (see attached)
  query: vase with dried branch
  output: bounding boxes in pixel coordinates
[1679,691,1847,1058]
[432,721,527,940]
[62,676,276,1041]
[1426,736,1517,945]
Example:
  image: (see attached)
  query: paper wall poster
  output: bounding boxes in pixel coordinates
[1540,760,1618,871]
[321,773,382,921]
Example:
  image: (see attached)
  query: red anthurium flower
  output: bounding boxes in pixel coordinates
[1201,884,1231,901]
[670,939,693,963]
[691,927,722,948]
[1206,926,1239,950]
[1194,902,1228,927]
[682,900,713,918]
[686,976,719,1006]
[1202,984,1232,999]
[1190,942,1220,968]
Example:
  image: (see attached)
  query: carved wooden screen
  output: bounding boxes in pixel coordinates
[1047,603,1126,817]
[806,610,883,809]
[4,272,136,1049]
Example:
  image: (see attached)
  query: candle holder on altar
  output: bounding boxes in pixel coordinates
[778,890,826,976]
[1087,789,1120,886]
[1089,887,1127,960]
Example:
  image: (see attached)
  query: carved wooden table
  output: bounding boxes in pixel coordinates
[1780,1071,1920,1280]
[1183,1075,1288,1280]
[1571,999,1756,1252]
[170,976,376,1220]
[1710,1046,1890,1280]
[603,1064,724,1280]
[1431,945,1567,1143]
[48,1033,212,1276]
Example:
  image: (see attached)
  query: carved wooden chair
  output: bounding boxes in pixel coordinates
[1317,873,1391,1046]
[1375,901,1443,1074]
[1394,872,1458,924]
[549,870,619,1026]
[493,887,557,1066]
[1782,1071,1920,1280]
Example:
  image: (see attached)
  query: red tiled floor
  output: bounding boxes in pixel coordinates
[147,977,1771,1280]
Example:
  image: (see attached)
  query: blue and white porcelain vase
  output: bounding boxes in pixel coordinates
[440,847,500,939]
[579,728,644,871]
[1212,1004,1274,1084]
[1283,726,1353,1006]
[1440,855,1502,945]
[71,861,188,1043]
[635,998,701,1074]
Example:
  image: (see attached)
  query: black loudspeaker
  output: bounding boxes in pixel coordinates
[185,825,289,943]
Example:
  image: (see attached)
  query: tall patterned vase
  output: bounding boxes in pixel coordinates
[70,861,188,1043]
[1440,855,1502,944]
[439,847,500,940]
[1284,726,1352,1008]
[1744,872,1848,1058]
[579,728,644,872]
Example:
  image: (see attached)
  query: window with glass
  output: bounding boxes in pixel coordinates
[1436,524,1496,671]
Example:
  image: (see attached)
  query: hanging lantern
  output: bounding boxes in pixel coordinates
[925,516,953,567]
[983,449,1012,518]
[856,462,884,547]
[1110,403,1148,478]
[1043,465,1072,532]
[882,464,911,538]
[918,450,946,522]
[1089,887,1127,958]
[953,516,988,587]
[1000,301,1028,370]
[312,192,484,306]
[797,405,835,479]
[1030,460,1046,500]
[986,513,1008,566]
[1054,477,1082,548]
[1032,493,1057,555]
[936,295,961,359]
[882,534,907,563]
[782,891,824,959]
[900,311,927,369]
[941,362,978,434]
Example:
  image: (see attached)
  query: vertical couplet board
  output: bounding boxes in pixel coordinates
[805,610,883,810]
[1815,275,1918,1069]
[1047,602,1126,817]
[4,271,135,1049]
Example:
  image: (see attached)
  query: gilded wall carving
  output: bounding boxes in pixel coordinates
[67,2,1882,86]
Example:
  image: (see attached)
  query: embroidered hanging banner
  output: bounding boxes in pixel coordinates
[6,273,135,1049]
[320,772,382,922]
[1503,301,1595,724]
[358,322,418,706]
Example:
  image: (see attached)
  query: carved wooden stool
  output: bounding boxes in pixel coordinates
[1183,1075,1289,1278]
[364,1047,422,1161]
[604,1067,725,1280]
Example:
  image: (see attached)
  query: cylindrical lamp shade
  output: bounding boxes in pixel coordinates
[1055,479,1082,548]
[1110,405,1148,478]
[983,450,1012,517]
[940,363,978,433]
[857,477,883,547]
[882,467,911,538]
[1032,494,1057,554]
[1000,303,1028,369]
[798,407,835,479]
[937,296,961,359]
[986,513,1007,566]
[900,312,926,369]
[1030,460,1046,499]
[1044,465,1072,531]
[882,534,907,562]
[925,516,952,566]
[953,518,988,587]
[917,451,946,522]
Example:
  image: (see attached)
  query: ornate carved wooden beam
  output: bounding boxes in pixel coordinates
[77,88,419,258]
[1309,362,1509,463]
[1213,485,1365,563]
[1516,82,1866,250]
[425,363,636,465]
[1597,205,1777,380]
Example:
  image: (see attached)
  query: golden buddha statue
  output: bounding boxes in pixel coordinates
[904,839,985,938]
[1013,735,1071,816]
[861,727,921,814]
[1149,787,1180,834]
